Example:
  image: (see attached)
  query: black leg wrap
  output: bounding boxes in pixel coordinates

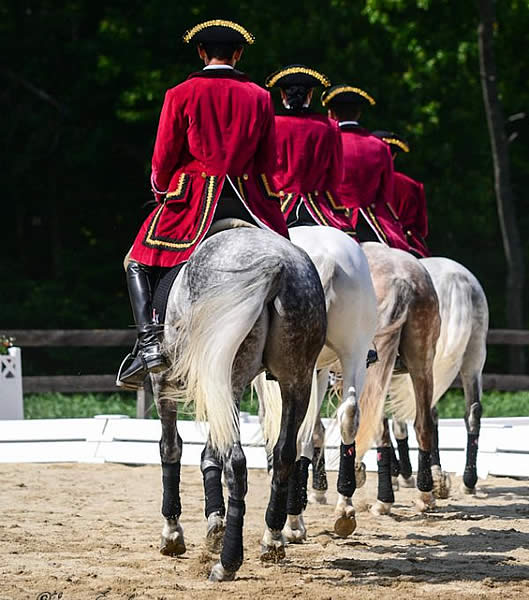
[312,446,328,491]
[397,437,413,479]
[463,433,479,490]
[376,447,395,503]
[286,457,310,515]
[203,466,225,518]
[337,442,357,498]
[220,498,245,572]
[390,443,400,478]
[161,462,181,519]
[265,482,289,531]
[417,449,433,492]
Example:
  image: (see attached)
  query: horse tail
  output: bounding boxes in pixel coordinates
[356,279,413,458]
[256,369,320,457]
[165,258,283,455]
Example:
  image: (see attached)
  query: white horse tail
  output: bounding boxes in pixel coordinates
[356,279,414,458]
[257,369,320,458]
[311,252,337,310]
[165,259,283,455]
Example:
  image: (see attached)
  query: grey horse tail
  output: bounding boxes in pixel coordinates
[165,257,283,455]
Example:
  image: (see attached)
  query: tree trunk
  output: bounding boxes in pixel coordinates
[477,0,526,373]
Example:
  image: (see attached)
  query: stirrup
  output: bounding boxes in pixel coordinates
[116,352,147,390]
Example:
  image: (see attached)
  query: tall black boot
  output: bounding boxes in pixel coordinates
[116,261,167,389]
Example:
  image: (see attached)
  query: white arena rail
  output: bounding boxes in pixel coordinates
[0,415,527,478]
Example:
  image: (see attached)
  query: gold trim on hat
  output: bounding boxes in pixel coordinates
[266,67,331,89]
[321,85,376,107]
[382,137,410,153]
[183,19,255,44]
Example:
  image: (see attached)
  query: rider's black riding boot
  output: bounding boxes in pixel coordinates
[116,261,167,389]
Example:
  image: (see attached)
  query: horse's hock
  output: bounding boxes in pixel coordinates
[0,347,23,419]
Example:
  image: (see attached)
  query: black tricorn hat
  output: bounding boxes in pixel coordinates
[183,19,255,45]
[265,65,331,89]
[372,130,410,153]
[321,84,376,107]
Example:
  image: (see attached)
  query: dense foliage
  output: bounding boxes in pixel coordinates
[2,1,528,375]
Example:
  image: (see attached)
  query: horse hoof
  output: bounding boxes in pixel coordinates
[160,536,186,556]
[334,514,357,538]
[432,466,451,499]
[355,462,367,488]
[392,476,400,491]
[308,489,327,505]
[209,561,236,582]
[284,515,307,544]
[260,543,286,562]
[398,474,416,488]
[370,500,392,516]
[205,512,225,554]
[160,520,186,556]
[461,483,476,496]
[415,491,436,512]
[260,529,286,562]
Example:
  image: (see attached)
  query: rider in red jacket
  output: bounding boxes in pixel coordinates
[322,85,411,251]
[372,130,431,258]
[264,65,355,237]
[118,20,288,389]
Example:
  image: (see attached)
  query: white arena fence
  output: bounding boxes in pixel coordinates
[0,415,527,479]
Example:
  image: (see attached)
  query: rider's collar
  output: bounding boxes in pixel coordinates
[188,68,249,81]
[203,64,235,70]
[338,120,360,127]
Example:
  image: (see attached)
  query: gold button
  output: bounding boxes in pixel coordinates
[243,173,249,180]
[279,190,285,197]
[314,190,319,196]
[407,230,412,235]
[371,203,376,208]
[201,172,207,179]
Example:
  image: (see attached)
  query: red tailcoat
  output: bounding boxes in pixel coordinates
[267,113,355,236]
[338,125,410,251]
[392,171,431,257]
[130,69,288,268]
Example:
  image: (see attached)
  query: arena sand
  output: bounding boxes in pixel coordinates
[0,463,528,600]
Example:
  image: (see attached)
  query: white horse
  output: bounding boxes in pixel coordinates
[388,256,489,497]
[256,225,378,540]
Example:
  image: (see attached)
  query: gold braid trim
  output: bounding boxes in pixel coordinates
[166,173,188,199]
[382,137,410,153]
[321,85,376,107]
[366,206,388,244]
[266,67,331,89]
[183,20,255,44]
[260,173,280,198]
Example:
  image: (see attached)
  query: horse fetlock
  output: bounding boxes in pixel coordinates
[205,511,226,554]
[431,465,451,499]
[415,491,436,512]
[260,528,286,562]
[209,561,236,582]
[308,489,327,505]
[283,514,307,544]
[355,462,367,488]
[398,474,416,488]
[370,500,392,517]
[160,518,186,556]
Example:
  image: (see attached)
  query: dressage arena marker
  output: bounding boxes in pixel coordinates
[0,415,527,478]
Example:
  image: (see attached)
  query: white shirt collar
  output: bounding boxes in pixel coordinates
[203,64,235,70]
[338,120,359,127]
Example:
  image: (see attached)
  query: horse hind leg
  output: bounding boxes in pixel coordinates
[152,374,186,557]
[201,439,226,554]
[392,419,416,487]
[370,417,396,516]
[308,369,331,505]
[460,370,483,494]
[430,405,451,499]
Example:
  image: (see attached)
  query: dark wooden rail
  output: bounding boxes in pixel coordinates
[4,329,529,417]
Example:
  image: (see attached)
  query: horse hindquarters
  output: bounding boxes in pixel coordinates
[260,257,327,561]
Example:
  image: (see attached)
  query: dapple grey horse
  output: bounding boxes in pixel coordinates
[151,226,327,582]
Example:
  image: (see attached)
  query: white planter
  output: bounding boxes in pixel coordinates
[0,347,23,419]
